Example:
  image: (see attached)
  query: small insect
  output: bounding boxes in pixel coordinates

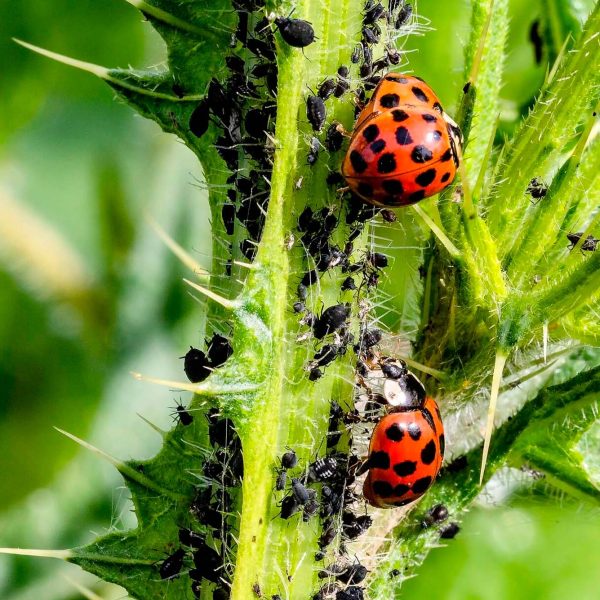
[363,392,444,508]
[175,403,194,426]
[302,269,319,287]
[526,177,548,201]
[189,99,210,138]
[364,1,386,24]
[309,367,324,381]
[307,136,320,166]
[158,548,186,580]
[342,73,462,207]
[313,303,351,339]
[358,328,382,349]
[318,77,337,100]
[303,497,320,521]
[420,503,449,528]
[336,586,365,600]
[342,511,372,540]
[274,16,316,48]
[207,333,234,367]
[190,542,222,583]
[325,123,345,152]
[182,347,211,383]
[293,301,306,313]
[312,344,343,368]
[439,522,460,539]
[307,94,327,132]
[291,477,316,505]
[280,493,301,519]
[178,527,204,549]
[380,208,397,222]
[222,203,235,235]
[334,65,350,98]
[567,232,598,252]
[341,276,357,291]
[351,44,362,63]
[307,456,339,482]
[336,562,368,584]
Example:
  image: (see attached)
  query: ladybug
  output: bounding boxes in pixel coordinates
[362,361,444,508]
[342,73,462,207]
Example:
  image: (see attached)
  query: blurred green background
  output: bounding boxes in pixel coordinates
[0,0,598,598]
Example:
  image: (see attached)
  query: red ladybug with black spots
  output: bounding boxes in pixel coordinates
[342,73,462,207]
[362,360,444,508]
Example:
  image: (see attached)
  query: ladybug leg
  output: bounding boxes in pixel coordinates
[336,185,350,195]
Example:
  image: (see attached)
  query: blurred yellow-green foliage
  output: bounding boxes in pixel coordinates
[0,0,598,598]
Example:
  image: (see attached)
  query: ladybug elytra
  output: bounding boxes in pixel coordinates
[363,396,444,508]
[342,73,462,207]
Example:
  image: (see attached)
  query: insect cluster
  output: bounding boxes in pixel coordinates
[174,0,463,595]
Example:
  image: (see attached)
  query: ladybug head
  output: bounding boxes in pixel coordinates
[379,357,426,409]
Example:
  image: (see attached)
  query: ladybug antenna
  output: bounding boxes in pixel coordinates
[479,350,508,485]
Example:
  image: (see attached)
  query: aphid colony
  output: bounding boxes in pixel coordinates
[166,0,467,595]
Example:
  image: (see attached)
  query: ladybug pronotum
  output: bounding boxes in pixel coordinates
[342,73,462,207]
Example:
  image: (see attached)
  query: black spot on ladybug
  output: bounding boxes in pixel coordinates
[422,113,437,122]
[411,145,433,163]
[370,139,386,153]
[395,126,413,145]
[441,172,451,183]
[441,148,453,162]
[379,93,400,108]
[362,123,380,142]
[433,101,443,113]
[409,190,426,203]
[412,475,433,494]
[358,182,374,197]
[412,86,429,103]
[393,483,410,496]
[415,168,437,187]
[385,423,404,442]
[350,150,368,173]
[393,461,417,476]
[377,153,397,174]
[439,433,445,457]
[274,17,316,48]
[382,179,404,195]
[407,423,421,440]
[368,450,390,469]
[420,440,437,465]
[391,109,409,122]
[372,480,394,497]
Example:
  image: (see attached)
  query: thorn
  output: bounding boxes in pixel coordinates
[146,215,208,279]
[183,278,236,309]
[55,427,186,500]
[479,351,508,485]
[412,204,461,258]
[137,413,167,436]
[14,39,202,102]
[0,547,71,560]
[131,372,259,396]
[62,575,104,600]
[54,427,120,468]
[233,260,258,270]
[123,0,206,35]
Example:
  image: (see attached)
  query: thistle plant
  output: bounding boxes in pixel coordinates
[2,0,599,599]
